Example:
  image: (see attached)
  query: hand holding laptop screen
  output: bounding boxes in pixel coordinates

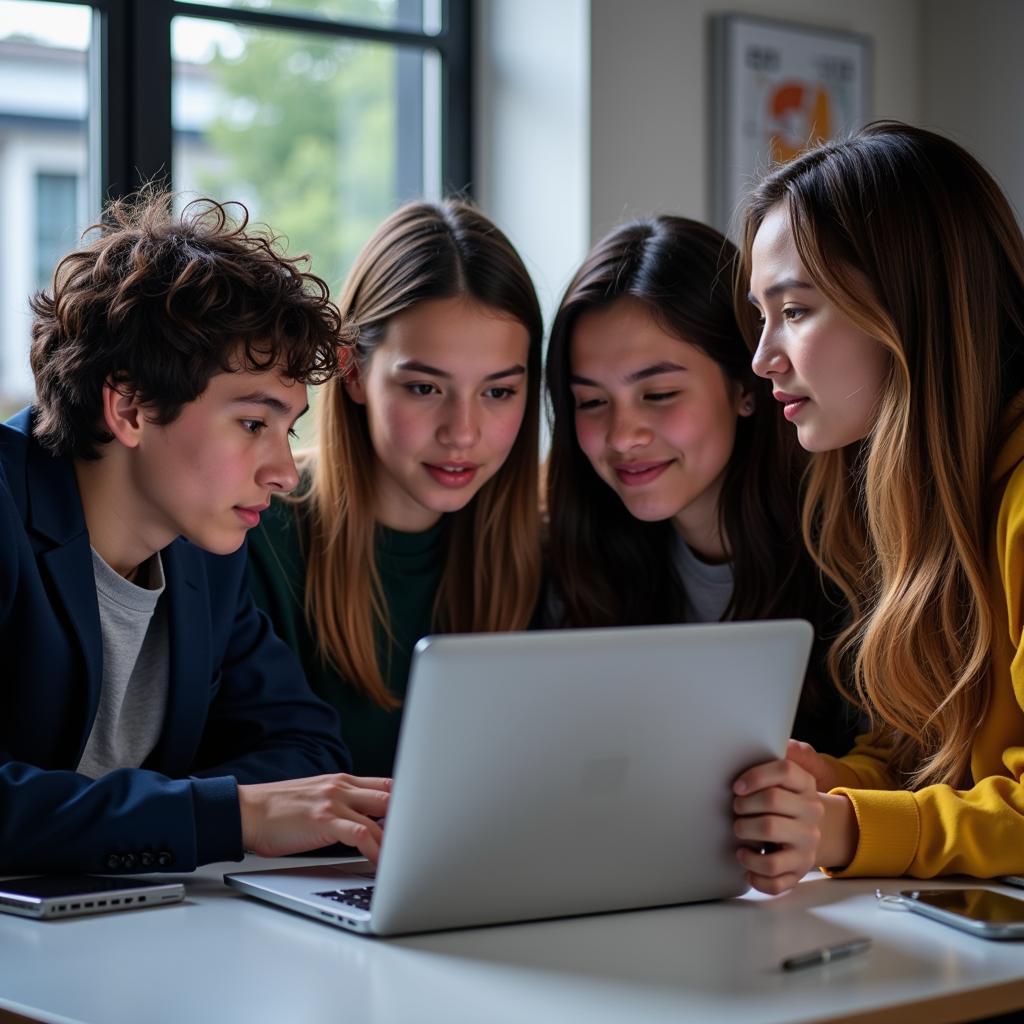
[238,774,391,862]
[733,740,857,894]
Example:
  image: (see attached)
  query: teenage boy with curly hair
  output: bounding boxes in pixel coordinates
[0,191,389,874]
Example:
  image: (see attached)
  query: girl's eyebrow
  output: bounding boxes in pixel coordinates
[626,362,687,383]
[747,278,815,304]
[483,365,526,381]
[396,360,526,381]
[396,359,449,378]
[570,363,687,388]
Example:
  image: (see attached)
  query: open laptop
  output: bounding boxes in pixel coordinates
[225,619,812,936]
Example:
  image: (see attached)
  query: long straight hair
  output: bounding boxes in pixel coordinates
[546,216,821,630]
[739,121,1024,787]
[301,200,543,708]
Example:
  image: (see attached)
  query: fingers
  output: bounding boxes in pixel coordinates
[330,781,390,817]
[734,810,821,849]
[786,738,818,766]
[736,841,813,878]
[733,757,815,798]
[744,870,805,896]
[785,740,836,792]
[732,758,824,897]
[336,774,392,793]
[329,817,383,864]
[733,785,825,821]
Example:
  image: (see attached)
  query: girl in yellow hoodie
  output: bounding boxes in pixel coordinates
[736,120,1024,895]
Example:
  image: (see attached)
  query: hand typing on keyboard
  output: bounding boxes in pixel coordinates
[238,773,392,862]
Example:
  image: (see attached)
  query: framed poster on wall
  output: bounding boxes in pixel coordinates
[711,14,872,232]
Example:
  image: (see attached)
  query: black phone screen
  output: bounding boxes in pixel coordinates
[904,888,1024,924]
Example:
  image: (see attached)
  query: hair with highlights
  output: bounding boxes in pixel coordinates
[738,121,1024,787]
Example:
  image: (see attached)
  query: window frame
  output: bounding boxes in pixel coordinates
[48,0,472,203]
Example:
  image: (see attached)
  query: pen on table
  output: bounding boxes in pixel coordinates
[781,937,872,972]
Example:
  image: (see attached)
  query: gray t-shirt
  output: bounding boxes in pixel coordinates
[76,548,169,779]
[673,536,734,623]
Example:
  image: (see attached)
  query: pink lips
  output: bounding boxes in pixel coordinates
[773,391,809,421]
[424,462,480,489]
[234,503,269,528]
[613,460,671,487]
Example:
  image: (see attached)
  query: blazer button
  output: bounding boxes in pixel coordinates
[156,851,173,868]
[139,852,155,868]
[105,854,122,870]
[121,853,137,870]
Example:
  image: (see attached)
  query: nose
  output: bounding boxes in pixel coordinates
[438,396,481,451]
[606,404,652,453]
[259,436,300,494]
[751,327,788,380]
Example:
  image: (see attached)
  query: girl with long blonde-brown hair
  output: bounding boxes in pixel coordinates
[248,200,543,777]
[729,121,1024,895]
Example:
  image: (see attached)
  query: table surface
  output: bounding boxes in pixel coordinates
[2,858,1024,1024]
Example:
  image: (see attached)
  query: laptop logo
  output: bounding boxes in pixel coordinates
[580,755,630,794]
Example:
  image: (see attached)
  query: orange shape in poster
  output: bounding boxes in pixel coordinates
[768,81,832,163]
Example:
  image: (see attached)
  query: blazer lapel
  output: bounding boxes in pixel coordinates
[148,539,212,773]
[26,439,103,754]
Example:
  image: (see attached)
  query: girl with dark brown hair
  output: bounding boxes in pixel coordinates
[248,200,543,777]
[545,214,853,755]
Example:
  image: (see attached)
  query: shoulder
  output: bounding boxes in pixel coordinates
[0,409,34,505]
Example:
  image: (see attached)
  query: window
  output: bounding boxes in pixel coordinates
[36,171,81,289]
[0,1,92,412]
[0,0,470,415]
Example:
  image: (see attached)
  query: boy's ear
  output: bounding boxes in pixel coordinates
[101,381,145,448]
[343,364,367,405]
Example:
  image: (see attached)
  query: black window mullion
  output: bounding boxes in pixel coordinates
[442,0,471,195]
[131,0,174,193]
[95,0,173,199]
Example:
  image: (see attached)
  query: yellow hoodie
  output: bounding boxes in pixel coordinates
[824,406,1024,878]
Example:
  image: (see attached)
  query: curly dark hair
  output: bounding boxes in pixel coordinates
[29,189,351,459]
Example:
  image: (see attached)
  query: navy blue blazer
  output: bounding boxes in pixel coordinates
[0,408,351,873]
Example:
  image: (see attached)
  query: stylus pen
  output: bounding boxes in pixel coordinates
[781,936,872,971]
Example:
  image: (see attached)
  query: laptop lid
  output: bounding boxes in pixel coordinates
[366,619,811,935]
[226,620,811,936]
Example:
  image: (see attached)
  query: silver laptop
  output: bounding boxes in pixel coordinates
[225,619,812,936]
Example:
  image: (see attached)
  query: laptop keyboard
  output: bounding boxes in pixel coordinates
[314,885,375,911]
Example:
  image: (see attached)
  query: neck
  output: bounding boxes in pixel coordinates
[74,449,170,580]
[672,478,730,564]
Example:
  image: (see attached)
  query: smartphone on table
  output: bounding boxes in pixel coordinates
[899,888,1024,939]
[0,875,185,920]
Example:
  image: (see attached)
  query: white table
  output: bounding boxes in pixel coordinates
[2,858,1024,1024]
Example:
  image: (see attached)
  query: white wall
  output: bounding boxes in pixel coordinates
[473,0,926,309]
[473,0,590,326]
[473,0,1024,314]
[588,0,924,238]
[922,0,1024,221]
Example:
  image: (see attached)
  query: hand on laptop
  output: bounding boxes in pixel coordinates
[731,747,859,895]
[237,773,391,863]
[784,739,844,792]
[730,757,824,895]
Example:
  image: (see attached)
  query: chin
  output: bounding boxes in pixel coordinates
[186,528,248,556]
[618,497,673,523]
[797,428,851,454]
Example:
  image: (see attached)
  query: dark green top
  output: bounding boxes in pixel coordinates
[246,495,445,778]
